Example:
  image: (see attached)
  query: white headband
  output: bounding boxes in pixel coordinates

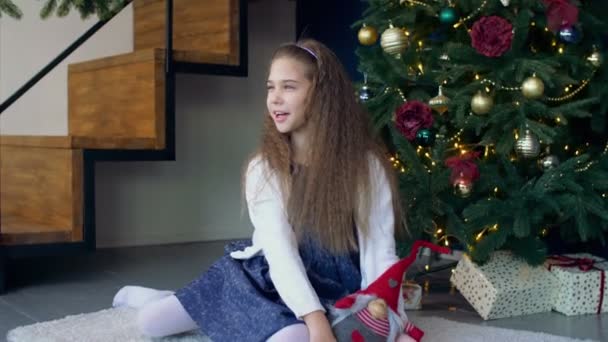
[297,45,318,60]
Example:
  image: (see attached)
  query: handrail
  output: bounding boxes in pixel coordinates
[166,0,173,74]
[164,0,175,157]
[0,0,134,115]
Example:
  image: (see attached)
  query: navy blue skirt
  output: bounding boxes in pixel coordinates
[175,238,361,342]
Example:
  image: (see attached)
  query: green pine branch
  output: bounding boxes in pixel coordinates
[0,0,22,18]
[2,0,128,20]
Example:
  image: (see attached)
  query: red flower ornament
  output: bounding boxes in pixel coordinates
[445,151,481,184]
[394,101,434,141]
[470,16,513,58]
[543,0,579,32]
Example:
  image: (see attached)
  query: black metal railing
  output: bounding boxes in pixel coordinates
[0,0,176,256]
[0,0,136,115]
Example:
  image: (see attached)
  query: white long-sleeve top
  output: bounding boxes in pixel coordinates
[229,155,401,319]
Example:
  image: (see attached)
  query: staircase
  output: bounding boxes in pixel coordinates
[0,0,247,292]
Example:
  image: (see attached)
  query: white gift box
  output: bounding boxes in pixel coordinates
[450,251,558,320]
[402,281,422,310]
[546,253,608,316]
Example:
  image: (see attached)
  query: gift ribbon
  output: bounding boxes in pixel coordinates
[547,255,606,314]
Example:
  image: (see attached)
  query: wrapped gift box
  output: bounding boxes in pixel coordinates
[546,253,608,316]
[402,281,422,310]
[450,251,557,320]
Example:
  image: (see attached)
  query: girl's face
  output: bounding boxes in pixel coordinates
[266,57,312,134]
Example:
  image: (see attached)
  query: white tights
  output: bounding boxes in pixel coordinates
[112,286,309,341]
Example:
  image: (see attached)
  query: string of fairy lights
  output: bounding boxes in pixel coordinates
[366,0,608,252]
[391,138,608,250]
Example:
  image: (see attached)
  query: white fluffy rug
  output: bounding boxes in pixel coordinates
[6,307,596,342]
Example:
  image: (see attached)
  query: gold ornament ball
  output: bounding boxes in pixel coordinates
[521,76,545,99]
[471,91,493,115]
[587,51,603,68]
[515,130,541,158]
[358,24,379,46]
[453,178,473,198]
[367,298,388,319]
[381,24,409,57]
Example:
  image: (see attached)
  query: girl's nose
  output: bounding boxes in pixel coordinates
[271,91,283,104]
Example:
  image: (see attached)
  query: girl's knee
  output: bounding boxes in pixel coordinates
[266,323,309,342]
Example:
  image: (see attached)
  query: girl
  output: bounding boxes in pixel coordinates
[112,39,417,342]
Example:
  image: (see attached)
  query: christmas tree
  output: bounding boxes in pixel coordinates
[354,0,608,264]
[0,0,128,20]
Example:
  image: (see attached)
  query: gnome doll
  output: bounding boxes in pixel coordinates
[329,241,451,342]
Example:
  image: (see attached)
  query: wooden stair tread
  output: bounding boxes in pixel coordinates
[173,49,237,65]
[1,142,83,246]
[0,135,74,148]
[1,230,74,246]
[134,0,240,65]
[1,221,77,246]
[68,49,166,150]
[1,221,72,234]
[69,48,234,73]
[0,135,159,150]
[71,136,158,149]
[69,49,165,73]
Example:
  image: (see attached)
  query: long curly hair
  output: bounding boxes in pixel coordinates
[247,39,405,254]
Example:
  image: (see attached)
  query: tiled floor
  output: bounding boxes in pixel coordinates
[1,241,606,341]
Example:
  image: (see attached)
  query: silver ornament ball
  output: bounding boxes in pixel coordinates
[538,154,560,171]
[380,24,409,57]
[587,51,603,68]
[453,178,473,198]
[515,130,541,158]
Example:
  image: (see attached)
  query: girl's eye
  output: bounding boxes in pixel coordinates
[284,85,295,90]
[267,86,274,91]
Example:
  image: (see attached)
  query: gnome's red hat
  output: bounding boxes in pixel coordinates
[334,240,451,313]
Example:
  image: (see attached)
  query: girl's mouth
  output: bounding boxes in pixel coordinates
[273,111,289,123]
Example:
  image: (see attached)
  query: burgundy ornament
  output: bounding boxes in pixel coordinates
[394,101,434,141]
[470,16,514,58]
[543,0,579,32]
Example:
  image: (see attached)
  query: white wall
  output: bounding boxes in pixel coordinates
[0,2,133,135]
[95,0,295,247]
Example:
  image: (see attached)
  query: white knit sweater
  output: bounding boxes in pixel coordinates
[229,155,402,319]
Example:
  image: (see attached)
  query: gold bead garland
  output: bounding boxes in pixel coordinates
[480,79,521,91]
[478,72,596,103]
[400,0,487,28]
[575,141,608,172]
[453,0,487,28]
[546,76,593,102]
[400,0,432,7]
[396,88,407,102]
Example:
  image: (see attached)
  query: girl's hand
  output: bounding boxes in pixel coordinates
[302,310,337,342]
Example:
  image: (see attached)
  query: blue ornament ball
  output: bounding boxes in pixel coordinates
[359,86,373,102]
[429,30,447,42]
[415,128,436,147]
[559,26,582,44]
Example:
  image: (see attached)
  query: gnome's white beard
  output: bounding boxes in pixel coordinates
[329,295,406,342]
[386,308,406,342]
[329,294,377,326]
